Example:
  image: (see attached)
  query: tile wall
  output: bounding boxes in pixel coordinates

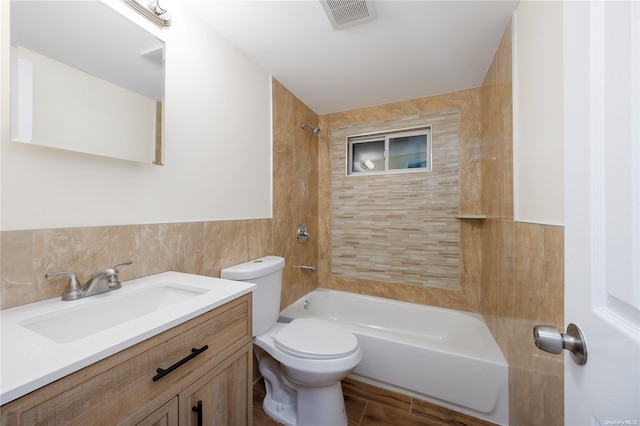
[0,220,270,308]
[270,79,319,308]
[0,79,318,311]
[330,111,461,289]
[318,88,483,312]
[480,21,565,425]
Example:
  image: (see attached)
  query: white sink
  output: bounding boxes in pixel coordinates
[2,271,256,405]
[19,283,208,343]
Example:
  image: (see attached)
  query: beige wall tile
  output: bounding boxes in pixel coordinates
[271,79,319,309]
[271,217,318,308]
[205,220,246,275]
[245,219,273,261]
[479,19,564,425]
[0,219,275,309]
[330,111,461,289]
[541,225,564,325]
[1,231,35,308]
[509,363,563,426]
[513,222,543,320]
[496,220,514,319]
[32,226,141,301]
[141,222,204,277]
[204,218,273,278]
[319,88,482,312]
[481,220,499,320]
[480,20,513,222]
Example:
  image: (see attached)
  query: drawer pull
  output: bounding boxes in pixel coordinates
[152,345,209,382]
[192,400,203,426]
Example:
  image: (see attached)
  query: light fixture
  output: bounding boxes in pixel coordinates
[360,159,375,171]
[122,0,171,29]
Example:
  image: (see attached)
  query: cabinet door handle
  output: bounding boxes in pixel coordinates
[152,345,209,382]
[192,400,203,426]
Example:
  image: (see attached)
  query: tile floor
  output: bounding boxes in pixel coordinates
[253,377,497,426]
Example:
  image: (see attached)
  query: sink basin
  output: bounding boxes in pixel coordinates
[2,271,256,405]
[19,283,208,343]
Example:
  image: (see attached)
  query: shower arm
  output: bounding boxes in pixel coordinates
[300,123,321,136]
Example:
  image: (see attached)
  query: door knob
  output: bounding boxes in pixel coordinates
[533,323,588,365]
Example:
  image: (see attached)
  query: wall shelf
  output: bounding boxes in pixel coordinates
[455,214,487,220]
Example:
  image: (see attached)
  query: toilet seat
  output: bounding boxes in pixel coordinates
[274,318,359,360]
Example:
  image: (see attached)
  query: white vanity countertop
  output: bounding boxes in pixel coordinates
[0,272,255,405]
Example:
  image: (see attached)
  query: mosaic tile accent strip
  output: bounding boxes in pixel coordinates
[331,110,460,289]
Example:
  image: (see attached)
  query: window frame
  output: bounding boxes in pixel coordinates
[346,126,432,176]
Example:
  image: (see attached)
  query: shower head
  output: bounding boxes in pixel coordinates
[300,123,321,136]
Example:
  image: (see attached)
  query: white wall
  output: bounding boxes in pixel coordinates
[0,1,8,233]
[11,46,157,163]
[0,0,273,231]
[513,1,564,226]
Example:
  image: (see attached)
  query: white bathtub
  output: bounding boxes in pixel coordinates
[279,288,508,425]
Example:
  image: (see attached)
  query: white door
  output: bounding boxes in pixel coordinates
[564,1,640,425]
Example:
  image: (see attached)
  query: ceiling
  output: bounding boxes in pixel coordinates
[183,0,519,115]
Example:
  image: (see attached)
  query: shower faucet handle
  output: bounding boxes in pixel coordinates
[297,224,310,243]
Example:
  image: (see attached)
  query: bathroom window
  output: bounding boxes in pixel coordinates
[347,127,431,175]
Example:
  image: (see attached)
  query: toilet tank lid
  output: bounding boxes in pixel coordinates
[220,256,285,280]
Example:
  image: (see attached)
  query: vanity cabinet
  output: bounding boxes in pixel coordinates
[178,346,251,425]
[1,294,253,426]
[136,398,178,426]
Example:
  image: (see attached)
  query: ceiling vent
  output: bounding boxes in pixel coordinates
[320,0,377,31]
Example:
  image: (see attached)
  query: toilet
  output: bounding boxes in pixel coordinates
[221,256,362,426]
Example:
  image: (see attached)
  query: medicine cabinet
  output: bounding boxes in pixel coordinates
[10,0,165,164]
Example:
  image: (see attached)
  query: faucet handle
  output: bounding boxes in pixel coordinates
[110,260,132,272]
[45,271,82,300]
[105,260,131,288]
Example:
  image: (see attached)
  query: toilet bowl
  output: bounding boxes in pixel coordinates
[255,319,362,426]
[221,256,362,426]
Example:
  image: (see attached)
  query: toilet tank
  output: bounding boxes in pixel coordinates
[220,256,285,336]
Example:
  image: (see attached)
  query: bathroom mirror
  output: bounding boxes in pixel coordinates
[10,0,165,164]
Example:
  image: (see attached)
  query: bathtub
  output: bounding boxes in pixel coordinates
[279,288,508,425]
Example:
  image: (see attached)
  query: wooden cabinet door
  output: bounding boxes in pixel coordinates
[178,343,252,426]
[135,398,178,426]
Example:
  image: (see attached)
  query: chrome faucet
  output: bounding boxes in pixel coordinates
[299,265,316,273]
[46,260,132,301]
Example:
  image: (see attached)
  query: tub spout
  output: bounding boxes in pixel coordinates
[299,265,316,273]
